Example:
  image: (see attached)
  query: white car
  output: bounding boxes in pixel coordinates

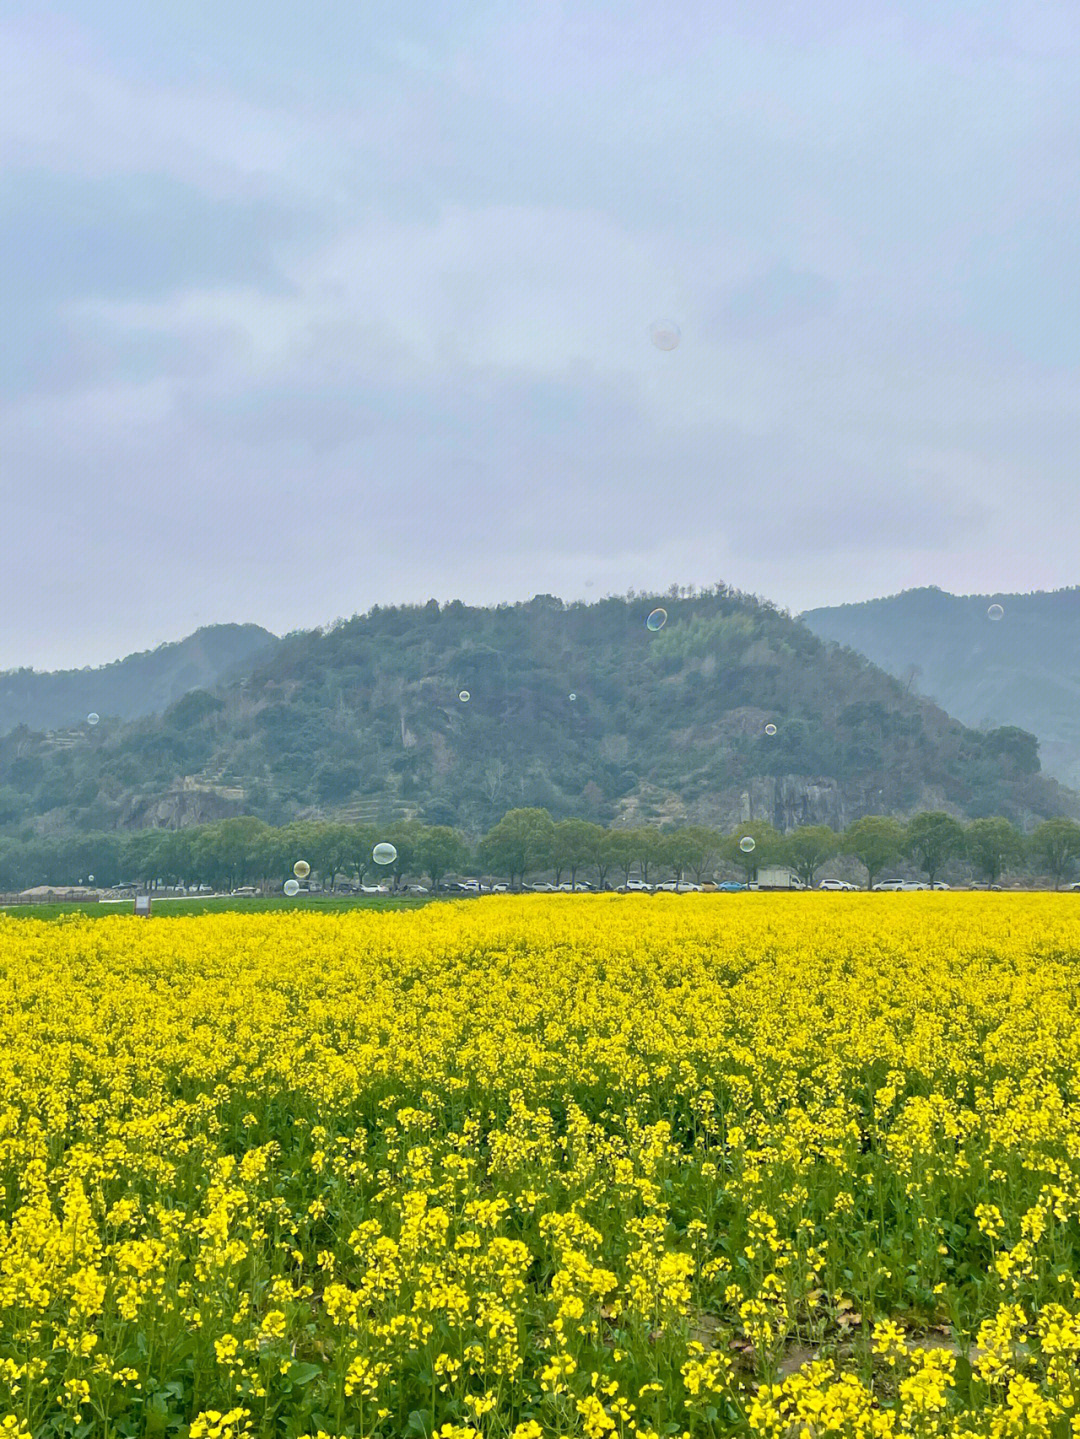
[819,879,859,891]
[526,882,559,892]
[873,880,908,891]
[360,884,389,895]
[932,882,950,890]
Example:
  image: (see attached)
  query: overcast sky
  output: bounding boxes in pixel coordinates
[3,0,1078,669]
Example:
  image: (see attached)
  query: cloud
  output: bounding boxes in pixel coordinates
[1,0,1079,668]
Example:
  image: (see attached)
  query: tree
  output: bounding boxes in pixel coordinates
[782,825,840,887]
[663,826,720,886]
[719,822,781,883]
[842,817,906,890]
[415,825,470,892]
[632,826,665,883]
[965,817,1024,885]
[1029,818,1080,890]
[603,829,638,888]
[554,819,605,889]
[344,823,379,888]
[904,811,965,885]
[478,808,556,889]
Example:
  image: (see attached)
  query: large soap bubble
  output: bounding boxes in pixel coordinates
[764,723,777,736]
[87,712,100,726]
[458,690,471,703]
[739,836,756,854]
[987,603,1004,621]
[373,842,398,866]
[293,860,310,879]
[569,692,577,701]
[283,879,300,896]
[646,608,667,632]
[649,318,681,351]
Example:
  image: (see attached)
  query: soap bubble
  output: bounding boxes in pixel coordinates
[649,318,681,351]
[88,875,94,884]
[87,712,99,726]
[646,608,667,632]
[283,879,300,897]
[739,836,756,853]
[373,842,398,866]
[569,693,577,701]
[987,603,1004,621]
[764,723,777,736]
[458,690,471,703]
[293,860,310,879]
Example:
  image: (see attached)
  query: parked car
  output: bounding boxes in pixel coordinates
[716,881,746,892]
[230,886,258,896]
[525,882,559,892]
[360,884,389,895]
[932,882,950,890]
[873,880,908,891]
[407,884,430,894]
[819,879,859,891]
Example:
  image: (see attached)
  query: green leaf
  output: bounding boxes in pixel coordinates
[289,1361,324,1385]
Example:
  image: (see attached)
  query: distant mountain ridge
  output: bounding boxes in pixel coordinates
[0,624,279,736]
[0,587,1072,838]
[799,586,1080,789]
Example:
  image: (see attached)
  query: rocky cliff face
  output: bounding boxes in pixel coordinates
[118,783,247,830]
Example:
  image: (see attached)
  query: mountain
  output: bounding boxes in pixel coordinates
[0,587,1073,838]
[0,624,279,736]
[799,587,1080,790]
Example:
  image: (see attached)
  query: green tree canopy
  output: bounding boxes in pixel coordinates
[965,817,1024,884]
[1029,818,1080,889]
[478,808,556,889]
[719,822,781,882]
[842,816,906,890]
[415,825,470,892]
[904,811,966,885]
[553,819,605,888]
[781,825,840,887]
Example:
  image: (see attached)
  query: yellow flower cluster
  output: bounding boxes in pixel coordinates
[3,893,1080,1436]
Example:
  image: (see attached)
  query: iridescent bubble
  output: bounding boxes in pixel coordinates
[283,879,300,896]
[458,690,471,703]
[646,608,667,633]
[373,842,398,866]
[987,603,1004,622]
[88,875,94,884]
[764,723,777,736]
[649,318,681,351]
[569,693,577,701]
[293,860,310,880]
[87,712,100,726]
[739,836,756,854]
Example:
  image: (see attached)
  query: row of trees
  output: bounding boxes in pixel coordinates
[4,810,1080,893]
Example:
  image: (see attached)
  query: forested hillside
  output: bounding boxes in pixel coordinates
[801,587,1080,789]
[0,624,278,735]
[0,586,1073,839]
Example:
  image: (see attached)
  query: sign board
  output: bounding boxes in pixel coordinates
[133,894,152,917]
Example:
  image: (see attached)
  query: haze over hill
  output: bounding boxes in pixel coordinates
[0,587,1071,839]
[800,588,1080,790]
[0,625,279,736]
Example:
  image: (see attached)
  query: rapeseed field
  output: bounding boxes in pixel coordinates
[4,894,1080,1438]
